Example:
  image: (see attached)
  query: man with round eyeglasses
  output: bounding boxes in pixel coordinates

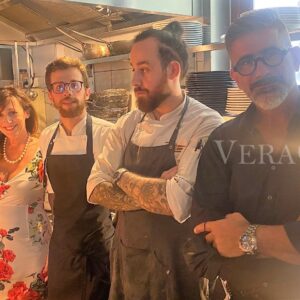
[232,46,290,76]
[40,56,114,300]
[188,8,300,299]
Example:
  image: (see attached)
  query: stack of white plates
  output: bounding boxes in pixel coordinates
[274,7,300,31]
[181,21,203,46]
[226,87,251,116]
[186,71,237,115]
[202,25,211,44]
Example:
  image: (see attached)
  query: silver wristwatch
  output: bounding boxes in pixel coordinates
[239,224,259,255]
[112,168,128,185]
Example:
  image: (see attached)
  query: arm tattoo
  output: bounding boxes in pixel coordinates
[118,172,173,216]
[89,181,140,211]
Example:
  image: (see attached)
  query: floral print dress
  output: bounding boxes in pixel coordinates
[0,151,51,300]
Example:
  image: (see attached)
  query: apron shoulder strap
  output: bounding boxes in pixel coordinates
[43,123,59,187]
[86,114,94,165]
[169,97,190,150]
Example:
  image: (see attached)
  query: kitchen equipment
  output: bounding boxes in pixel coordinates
[110,40,133,55]
[55,27,111,59]
[88,89,130,122]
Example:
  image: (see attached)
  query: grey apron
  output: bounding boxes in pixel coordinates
[46,115,114,300]
[109,98,200,300]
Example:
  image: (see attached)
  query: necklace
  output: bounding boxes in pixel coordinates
[3,134,30,164]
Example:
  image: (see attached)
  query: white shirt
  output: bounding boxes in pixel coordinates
[87,96,223,223]
[40,114,112,193]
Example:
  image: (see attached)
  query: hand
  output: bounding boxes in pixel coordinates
[194,212,250,257]
[160,166,178,180]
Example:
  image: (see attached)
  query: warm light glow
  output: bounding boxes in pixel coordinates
[254,0,299,8]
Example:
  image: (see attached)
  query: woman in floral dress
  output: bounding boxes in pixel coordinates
[0,87,51,300]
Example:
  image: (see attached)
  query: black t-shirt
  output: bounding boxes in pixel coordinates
[190,103,300,299]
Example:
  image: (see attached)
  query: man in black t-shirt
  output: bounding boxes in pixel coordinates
[190,8,300,300]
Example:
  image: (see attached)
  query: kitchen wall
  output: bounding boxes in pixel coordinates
[91,45,211,93]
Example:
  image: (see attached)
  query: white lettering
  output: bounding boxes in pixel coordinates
[240,145,256,164]
[277,145,295,164]
[214,140,237,164]
[258,144,275,164]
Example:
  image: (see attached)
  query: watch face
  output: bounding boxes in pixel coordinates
[240,235,257,253]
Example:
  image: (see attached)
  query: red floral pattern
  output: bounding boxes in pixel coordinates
[0,151,48,299]
[26,152,44,184]
[0,227,46,299]
[2,249,16,262]
[0,229,7,237]
[7,281,27,299]
[0,227,17,284]
[0,182,10,197]
[7,281,41,300]
[37,160,44,183]
[0,259,13,281]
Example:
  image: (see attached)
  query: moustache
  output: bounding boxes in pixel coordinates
[134,87,148,93]
[250,75,284,92]
[62,96,78,102]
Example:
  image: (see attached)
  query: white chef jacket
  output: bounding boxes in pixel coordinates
[87,95,223,223]
[40,114,112,194]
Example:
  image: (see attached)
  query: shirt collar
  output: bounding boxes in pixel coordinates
[58,113,87,136]
[145,93,187,121]
[239,95,300,134]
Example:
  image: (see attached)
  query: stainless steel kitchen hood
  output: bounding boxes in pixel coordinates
[66,0,196,16]
[0,0,204,44]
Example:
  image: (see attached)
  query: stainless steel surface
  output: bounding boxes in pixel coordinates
[57,40,82,52]
[13,41,19,87]
[82,42,110,59]
[69,29,110,44]
[0,0,174,43]
[55,26,84,45]
[66,0,194,16]
[55,26,111,59]
[25,42,31,87]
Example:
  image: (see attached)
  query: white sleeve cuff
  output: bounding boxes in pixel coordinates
[166,176,193,223]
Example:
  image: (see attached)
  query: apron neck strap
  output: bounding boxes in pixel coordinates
[168,97,189,150]
[86,114,93,158]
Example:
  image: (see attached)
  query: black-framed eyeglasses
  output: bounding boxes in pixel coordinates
[50,81,84,94]
[232,47,290,76]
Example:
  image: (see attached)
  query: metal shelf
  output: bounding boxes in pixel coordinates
[83,43,226,65]
[83,53,129,65]
[189,43,225,53]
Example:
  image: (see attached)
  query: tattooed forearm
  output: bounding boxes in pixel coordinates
[89,181,140,211]
[117,172,173,216]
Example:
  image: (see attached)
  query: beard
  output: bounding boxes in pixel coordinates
[250,75,290,111]
[54,97,86,118]
[135,76,170,113]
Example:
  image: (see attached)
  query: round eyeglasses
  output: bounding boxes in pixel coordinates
[233,47,290,76]
[50,81,84,94]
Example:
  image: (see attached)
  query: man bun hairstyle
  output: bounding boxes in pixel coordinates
[225,8,291,53]
[134,21,189,80]
[163,21,184,40]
